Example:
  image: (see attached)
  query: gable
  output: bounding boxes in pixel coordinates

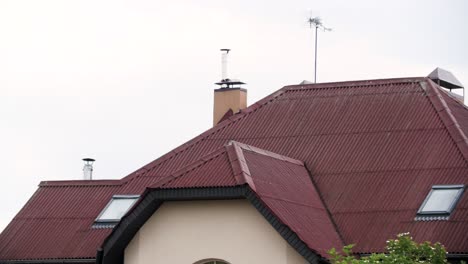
[125,200,307,264]
[100,142,339,263]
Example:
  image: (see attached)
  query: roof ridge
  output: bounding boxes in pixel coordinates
[226,142,256,191]
[256,193,326,208]
[423,78,468,165]
[32,83,291,189]
[229,141,304,166]
[117,85,291,185]
[39,179,121,187]
[287,77,425,91]
[435,80,468,111]
[151,146,229,188]
[151,140,306,191]
[34,77,425,188]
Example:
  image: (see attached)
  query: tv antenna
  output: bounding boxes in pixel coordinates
[308,16,331,83]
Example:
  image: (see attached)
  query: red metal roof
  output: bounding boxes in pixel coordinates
[150,141,344,257]
[1,77,468,260]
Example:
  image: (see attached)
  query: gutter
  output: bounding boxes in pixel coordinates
[359,253,468,260]
[447,254,468,260]
[95,249,103,264]
[0,259,95,264]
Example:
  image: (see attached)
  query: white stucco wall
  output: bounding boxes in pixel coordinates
[124,199,308,264]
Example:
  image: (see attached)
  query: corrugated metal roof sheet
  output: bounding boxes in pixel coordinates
[240,148,343,256]
[0,185,119,259]
[148,141,343,257]
[155,146,238,188]
[1,77,468,260]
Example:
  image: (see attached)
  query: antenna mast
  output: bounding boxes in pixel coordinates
[307,16,331,83]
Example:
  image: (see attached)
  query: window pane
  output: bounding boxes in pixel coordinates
[421,189,460,212]
[98,198,138,221]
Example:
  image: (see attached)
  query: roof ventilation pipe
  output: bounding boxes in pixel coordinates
[213,49,247,126]
[221,48,229,81]
[82,158,95,180]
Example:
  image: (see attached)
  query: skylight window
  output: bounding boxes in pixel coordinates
[96,195,139,223]
[418,185,464,216]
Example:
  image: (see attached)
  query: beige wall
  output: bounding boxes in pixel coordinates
[124,199,308,264]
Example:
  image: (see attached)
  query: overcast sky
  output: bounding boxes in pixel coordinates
[1,0,467,232]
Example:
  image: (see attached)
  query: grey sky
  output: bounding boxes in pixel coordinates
[1,0,467,232]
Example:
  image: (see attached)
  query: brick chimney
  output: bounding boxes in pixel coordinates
[213,49,247,126]
[213,87,247,125]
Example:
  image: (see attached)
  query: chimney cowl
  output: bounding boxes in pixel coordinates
[216,49,246,89]
[428,67,464,89]
[82,158,95,180]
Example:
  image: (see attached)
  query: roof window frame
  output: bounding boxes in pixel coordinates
[95,195,140,223]
[417,185,465,216]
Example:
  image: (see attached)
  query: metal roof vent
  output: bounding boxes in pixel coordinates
[215,49,246,88]
[82,158,95,180]
[428,67,464,90]
[300,80,314,85]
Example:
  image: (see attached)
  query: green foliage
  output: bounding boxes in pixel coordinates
[328,233,448,264]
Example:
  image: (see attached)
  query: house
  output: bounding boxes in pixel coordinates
[0,69,467,264]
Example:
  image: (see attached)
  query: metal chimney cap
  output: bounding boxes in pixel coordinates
[215,78,246,86]
[428,67,464,89]
[300,80,314,85]
[82,158,95,162]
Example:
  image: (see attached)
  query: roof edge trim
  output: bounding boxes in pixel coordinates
[39,180,121,187]
[0,258,96,264]
[424,79,468,164]
[359,253,468,260]
[287,77,426,91]
[227,142,255,189]
[99,186,327,264]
